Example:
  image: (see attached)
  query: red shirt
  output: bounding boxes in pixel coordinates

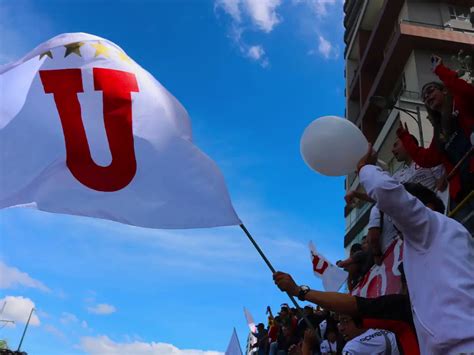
[268,324,279,342]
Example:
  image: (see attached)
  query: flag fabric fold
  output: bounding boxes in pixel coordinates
[309,241,348,292]
[0,33,241,229]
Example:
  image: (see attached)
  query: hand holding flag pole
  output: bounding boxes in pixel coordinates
[239,224,316,331]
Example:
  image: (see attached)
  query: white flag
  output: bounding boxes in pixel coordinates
[243,307,256,333]
[0,33,241,229]
[225,328,243,355]
[243,307,257,348]
[309,241,348,292]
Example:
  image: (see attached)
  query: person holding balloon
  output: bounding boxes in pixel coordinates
[345,134,445,266]
[300,117,474,353]
[356,145,474,353]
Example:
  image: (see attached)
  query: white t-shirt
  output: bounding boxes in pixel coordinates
[320,339,337,354]
[342,329,399,355]
[368,206,400,253]
[360,166,474,354]
[367,162,444,254]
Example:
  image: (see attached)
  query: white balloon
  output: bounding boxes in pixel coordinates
[300,116,368,176]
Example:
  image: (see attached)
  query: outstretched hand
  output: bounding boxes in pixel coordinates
[273,271,299,297]
[356,143,378,173]
[431,54,443,72]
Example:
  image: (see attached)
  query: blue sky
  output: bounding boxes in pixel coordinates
[0,0,346,353]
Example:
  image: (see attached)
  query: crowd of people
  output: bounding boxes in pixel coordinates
[250,302,401,355]
[248,55,473,355]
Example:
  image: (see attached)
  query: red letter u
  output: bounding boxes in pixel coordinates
[40,68,139,192]
[312,255,329,274]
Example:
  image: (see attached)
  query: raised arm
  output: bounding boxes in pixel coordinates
[434,63,474,100]
[397,124,444,168]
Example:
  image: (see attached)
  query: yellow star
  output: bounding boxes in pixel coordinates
[117,51,131,63]
[39,50,53,60]
[64,42,85,57]
[91,42,111,58]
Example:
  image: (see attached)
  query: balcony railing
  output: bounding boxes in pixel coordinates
[400,19,474,34]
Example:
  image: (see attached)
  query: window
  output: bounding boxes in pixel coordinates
[448,6,470,21]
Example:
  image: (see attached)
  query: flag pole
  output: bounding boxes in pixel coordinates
[239,224,317,333]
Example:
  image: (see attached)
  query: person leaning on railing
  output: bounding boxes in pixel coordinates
[396,55,474,209]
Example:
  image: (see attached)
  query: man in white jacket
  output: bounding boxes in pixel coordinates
[357,145,474,354]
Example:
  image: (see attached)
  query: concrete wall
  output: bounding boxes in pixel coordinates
[403,52,419,93]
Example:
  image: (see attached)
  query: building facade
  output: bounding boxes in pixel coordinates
[343,0,474,251]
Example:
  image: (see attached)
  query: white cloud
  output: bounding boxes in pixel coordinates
[244,0,282,33]
[295,0,338,17]
[246,45,269,67]
[215,0,241,22]
[216,0,282,32]
[80,335,222,355]
[0,296,40,327]
[44,324,66,339]
[215,0,282,66]
[0,261,50,292]
[247,45,264,60]
[87,303,116,315]
[60,312,79,325]
[317,35,338,59]
[313,0,338,17]
[59,311,90,332]
[247,45,268,64]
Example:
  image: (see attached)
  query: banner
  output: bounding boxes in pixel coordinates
[350,239,403,298]
[309,241,348,292]
[0,33,241,229]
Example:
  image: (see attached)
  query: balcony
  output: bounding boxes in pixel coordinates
[352,18,474,142]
